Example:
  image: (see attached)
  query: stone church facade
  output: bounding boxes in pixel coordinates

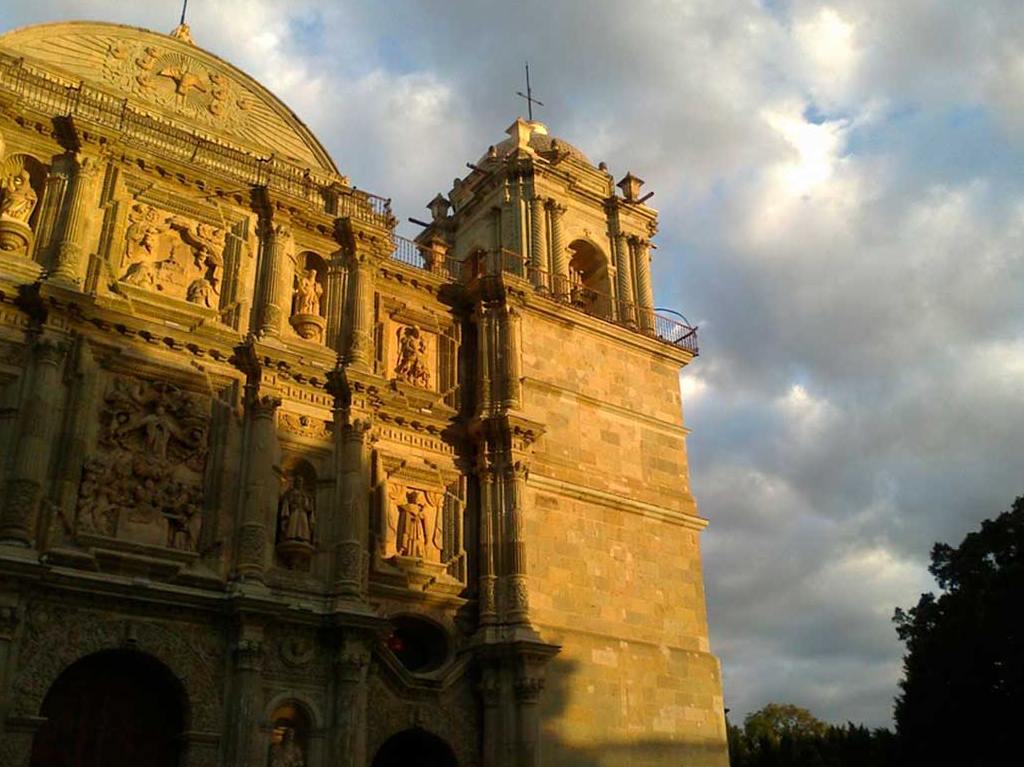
[0,19,727,767]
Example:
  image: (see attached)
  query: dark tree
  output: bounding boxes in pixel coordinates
[894,495,1024,766]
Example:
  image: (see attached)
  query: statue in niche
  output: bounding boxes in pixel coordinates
[278,475,316,545]
[294,268,322,316]
[121,202,226,308]
[269,728,305,767]
[75,377,208,550]
[289,266,325,342]
[385,485,444,563]
[0,169,37,224]
[394,325,430,388]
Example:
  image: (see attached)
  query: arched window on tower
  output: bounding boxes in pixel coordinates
[566,239,613,319]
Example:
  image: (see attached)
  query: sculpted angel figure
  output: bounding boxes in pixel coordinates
[293,268,323,317]
[0,169,37,223]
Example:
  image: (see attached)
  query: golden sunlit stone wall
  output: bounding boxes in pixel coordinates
[519,308,729,766]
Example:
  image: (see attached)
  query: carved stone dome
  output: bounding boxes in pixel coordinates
[0,20,338,173]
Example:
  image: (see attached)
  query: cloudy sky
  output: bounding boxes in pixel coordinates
[4,0,1022,728]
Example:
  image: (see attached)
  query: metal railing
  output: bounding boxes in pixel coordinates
[387,244,698,354]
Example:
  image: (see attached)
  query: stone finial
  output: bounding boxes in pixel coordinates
[427,193,450,222]
[617,172,645,202]
[506,117,536,155]
[170,23,195,45]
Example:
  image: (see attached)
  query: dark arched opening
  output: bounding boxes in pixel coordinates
[29,649,187,767]
[566,239,612,318]
[372,728,458,767]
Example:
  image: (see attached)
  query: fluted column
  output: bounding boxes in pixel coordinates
[546,201,568,297]
[324,257,348,352]
[50,154,99,285]
[529,196,548,291]
[631,236,655,331]
[257,222,292,338]
[344,253,374,370]
[479,665,503,767]
[0,336,66,546]
[0,602,21,736]
[226,629,265,767]
[504,461,531,626]
[614,232,636,325]
[330,636,371,767]
[478,465,498,626]
[501,306,522,410]
[235,394,280,581]
[333,418,371,598]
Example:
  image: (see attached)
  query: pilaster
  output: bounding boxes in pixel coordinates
[631,235,655,331]
[614,231,636,325]
[546,200,568,297]
[528,195,548,291]
[329,634,372,767]
[225,626,265,767]
[0,334,67,547]
[49,153,100,286]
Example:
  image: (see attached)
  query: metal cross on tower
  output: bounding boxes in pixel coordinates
[179,0,189,26]
[516,62,544,121]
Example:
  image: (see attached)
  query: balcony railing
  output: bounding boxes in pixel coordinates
[0,52,384,213]
[386,242,698,355]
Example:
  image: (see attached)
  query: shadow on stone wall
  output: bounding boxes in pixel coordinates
[538,658,730,767]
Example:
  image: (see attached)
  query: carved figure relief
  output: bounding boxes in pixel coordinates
[384,484,444,564]
[289,261,326,343]
[393,325,431,389]
[75,376,209,550]
[120,203,226,307]
[103,39,253,131]
[0,169,37,223]
[278,412,331,441]
[0,156,42,257]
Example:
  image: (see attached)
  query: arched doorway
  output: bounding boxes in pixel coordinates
[372,728,458,767]
[29,649,186,767]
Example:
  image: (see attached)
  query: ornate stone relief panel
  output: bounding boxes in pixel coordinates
[278,411,332,442]
[119,202,227,308]
[75,375,210,552]
[386,320,436,391]
[373,453,467,590]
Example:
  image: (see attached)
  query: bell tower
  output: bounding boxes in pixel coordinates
[416,119,727,765]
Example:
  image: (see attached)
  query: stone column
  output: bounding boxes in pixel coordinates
[477,465,498,627]
[330,637,371,767]
[235,394,280,581]
[0,602,21,738]
[50,154,99,286]
[529,196,548,291]
[333,418,371,598]
[514,666,546,767]
[479,665,503,767]
[504,461,531,626]
[500,307,522,410]
[546,201,569,297]
[631,237,655,331]
[257,222,292,338]
[0,337,66,546]
[324,257,347,352]
[615,232,636,326]
[226,630,265,767]
[344,253,374,370]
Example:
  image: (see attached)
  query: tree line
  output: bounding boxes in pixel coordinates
[728,495,1023,767]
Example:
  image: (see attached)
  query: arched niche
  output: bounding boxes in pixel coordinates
[290,250,327,343]
[0,152,47,261]
[28,649,188,767]
[265,698,314,767]
[567,238,613,318]
[371,728,458,767]
[276,457,318,570]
